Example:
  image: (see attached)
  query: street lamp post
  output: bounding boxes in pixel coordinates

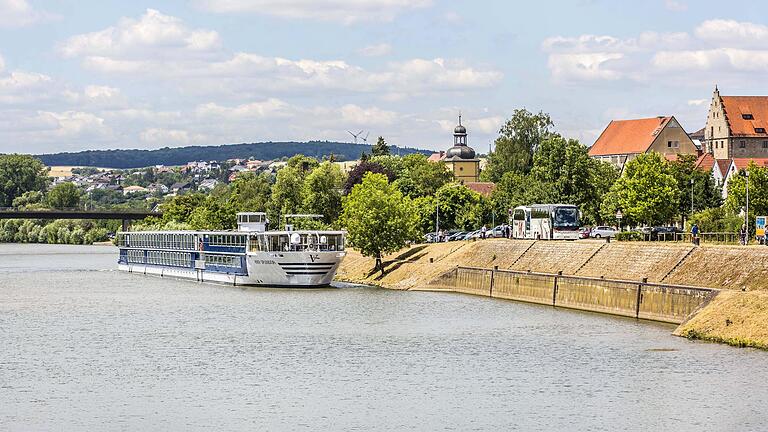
[435,200,440,239]
[746,170,750,242]
[690,177,694,215]
[615,209,623,232]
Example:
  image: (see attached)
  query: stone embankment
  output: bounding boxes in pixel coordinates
[335,239,768,349]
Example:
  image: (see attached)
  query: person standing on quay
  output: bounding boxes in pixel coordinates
[691,223,699,244]
[481,225,487,239]
[740,224,748,246]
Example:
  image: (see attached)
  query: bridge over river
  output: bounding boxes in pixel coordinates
[0,208,162,231]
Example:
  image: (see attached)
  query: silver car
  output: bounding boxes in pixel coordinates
[590,226,617,239]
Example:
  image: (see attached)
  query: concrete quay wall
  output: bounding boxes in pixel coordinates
[421,266,714,324]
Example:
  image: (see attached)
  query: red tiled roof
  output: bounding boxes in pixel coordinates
[464,182,496,197]
[715,159,731,176]
[694,153,715,171]
[721,96,768,137]
[428,151,445,162]
[589,116,671,156]
[732,158,768,169]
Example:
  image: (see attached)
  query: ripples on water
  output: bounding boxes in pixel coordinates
[1,244,766,431]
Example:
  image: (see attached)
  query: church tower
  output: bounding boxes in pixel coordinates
[444,114,480,183]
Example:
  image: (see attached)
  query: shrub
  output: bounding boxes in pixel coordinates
[615,231,643,241]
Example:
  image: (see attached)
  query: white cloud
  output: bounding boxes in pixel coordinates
[547,53,625,82]
[194,0,432,24]
[652,48,768,72]
[59,9,222,59]
[59,10,502,99]
[0,70,55,104]
[543,19,768,83]
[0,0,55,28]
[695,19,768,48]
[359,43,392,57]
[664,0,687,12]
[687,99,708,106]
[140,127,206,146]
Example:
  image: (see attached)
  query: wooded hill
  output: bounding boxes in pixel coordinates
[34,141,431,169]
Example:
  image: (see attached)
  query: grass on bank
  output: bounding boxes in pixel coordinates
[674,290,768,350]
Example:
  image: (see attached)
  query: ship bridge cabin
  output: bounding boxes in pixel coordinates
[237,212,267,232]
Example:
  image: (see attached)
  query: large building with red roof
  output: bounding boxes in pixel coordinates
[588,116,698,170]
[704,86,768,159]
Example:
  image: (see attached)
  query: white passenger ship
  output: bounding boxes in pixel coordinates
[117,212,346,287]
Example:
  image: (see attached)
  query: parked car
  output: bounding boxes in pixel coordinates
[448,231,467,241]
[590,226,617,239]
[579,227,591,239]
[651,226,684,240]
[488,225,506,238]
[463,230,481,240]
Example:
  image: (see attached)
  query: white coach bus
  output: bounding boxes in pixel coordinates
[510,204,580,240]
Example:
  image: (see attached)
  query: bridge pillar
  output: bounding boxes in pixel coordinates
[122,219,131,232]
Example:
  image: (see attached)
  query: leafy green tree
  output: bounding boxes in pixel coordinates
[688,207,743,233]
[371,136,390,157]
[725,162,768,235]
[189,196,236,230]
[46,182,81,209]
[229,172,272,212]
[161,193,207,223]
[303,161,345,223]
[393,154,454,198]
[369,155,404,176]
[12,190,45,209]
[489,171,549,221]
[669,154,723,222]
[482,109,554,182]
[343,161,396,194]
[0,154,49,207]
[433,184,486,231]
[600,152,680,226]
[413,195,438,234]
[268,165,307,223]
[340,172,420,274]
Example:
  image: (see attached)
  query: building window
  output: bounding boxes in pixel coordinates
[743,114,754,120]
[763,141,768,149]
[740,140,746,149]
[756,128,766,134]
[667,140,679,148]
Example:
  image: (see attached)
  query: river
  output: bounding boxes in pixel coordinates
[1,244,766,431]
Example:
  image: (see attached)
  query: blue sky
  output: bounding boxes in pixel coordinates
[1,0,766,154]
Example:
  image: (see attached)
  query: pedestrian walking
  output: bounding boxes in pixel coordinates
[481,225,487,240]
[740,224,748,246]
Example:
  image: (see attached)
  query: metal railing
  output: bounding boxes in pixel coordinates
[425,266,717,324]
[625,231,741,244]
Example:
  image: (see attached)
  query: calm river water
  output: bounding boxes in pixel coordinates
[1,244,767,431]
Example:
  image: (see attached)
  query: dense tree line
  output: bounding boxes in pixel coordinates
[34,141,430,169]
